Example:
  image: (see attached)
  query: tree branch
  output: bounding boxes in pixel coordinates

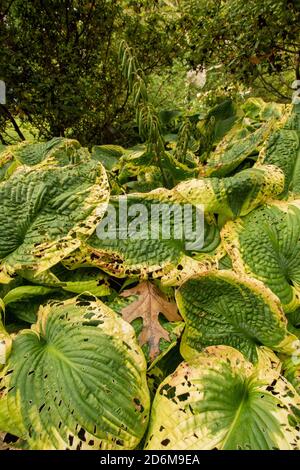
[296,51,300,81]
[257,72,290,102]
[0,104,25,141]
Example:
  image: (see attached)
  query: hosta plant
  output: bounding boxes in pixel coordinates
[0,100,300,451]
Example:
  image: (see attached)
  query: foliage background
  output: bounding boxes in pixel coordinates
[1,0,299,147]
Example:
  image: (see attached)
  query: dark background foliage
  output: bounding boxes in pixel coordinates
[0,0,299,146]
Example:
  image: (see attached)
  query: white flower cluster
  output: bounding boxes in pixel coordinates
[186,67,207,89]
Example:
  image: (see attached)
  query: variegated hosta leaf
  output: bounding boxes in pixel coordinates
[0,297,150,449]
[281,355,300,395]
[204,98,291,177]
[91,144,126,171]
[203,120,276,177]
[176,270,300,363]
[0,138,90,180]
[65,162,283,281]
[64,193,220,284]
[222,200,300,312]
[174,164,284,218]
[259,104,300,197]
[144,346,300,450]
[0,318,11,369]
[0,157,109,280]
[2,285,55,306]
[51,265,111,297]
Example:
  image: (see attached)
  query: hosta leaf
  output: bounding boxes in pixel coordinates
[91,145,126,171]
[260,104,300,197]
[0,297,150,449]
[66,162,282,282]
[64,192,220,284]
[174,164,284,218]
[203,121,274,177]
[222,200,300,312]
[176,270,300,363]
[2,286,55,306]
[52,265,110,297]
[0,138,90,178]
[281,356,300,395]
[0,157,109,279]
[0,319,11,368]
[6,291,72,324]
[146,342,183,400]
[144,346,300,450]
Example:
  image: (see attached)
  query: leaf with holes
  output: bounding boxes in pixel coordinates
[145,346,300,450]
[0,297,150,449]
[0,138,90,180]
[177,270,300,363]
[63,192,220,285]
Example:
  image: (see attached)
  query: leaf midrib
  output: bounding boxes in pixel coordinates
[220,380,249,450]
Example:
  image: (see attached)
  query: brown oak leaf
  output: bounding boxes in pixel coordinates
[120,281,182,361]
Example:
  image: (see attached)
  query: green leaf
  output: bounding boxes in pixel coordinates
[261,104,300,197]
[59,268,111,297]
[0,318,11,368]
[177,270,300,363]
[0,296,150,449]
[222,200,300,312]
[3,286,55,306]
[144,346,300,450]
[204,121,273,177]
[0,155,109,280]
[174,164,284,217]
[0,138,90,180]
[281,355,300,395]
[64,193,220,285]
[91,145,126,171]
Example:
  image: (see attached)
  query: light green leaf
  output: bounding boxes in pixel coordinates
[0,138,90,173]
[281,355,300,395]
[174,164,284,217]
[91,145,126,171]
[56,266,111,297]
[0,296,150,449]
[204,121,274,177]
[145,346,300,450]
[0,319,11,368]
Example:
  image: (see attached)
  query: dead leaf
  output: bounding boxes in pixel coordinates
[121,281,182,361]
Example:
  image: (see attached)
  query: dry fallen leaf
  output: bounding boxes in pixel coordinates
[121,281,182,361]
